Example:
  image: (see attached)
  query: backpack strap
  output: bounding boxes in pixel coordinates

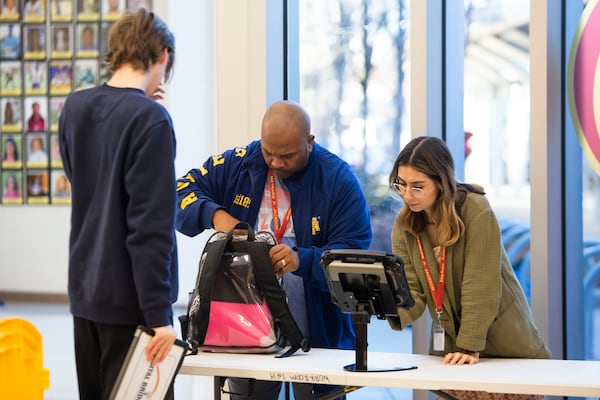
[186,237,228,354]
[246,240,311,357]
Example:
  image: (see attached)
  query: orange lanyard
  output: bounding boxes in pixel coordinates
[269,169,292,244]
[416,235,446,316]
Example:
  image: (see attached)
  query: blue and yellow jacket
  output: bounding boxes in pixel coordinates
[176,140,372,349]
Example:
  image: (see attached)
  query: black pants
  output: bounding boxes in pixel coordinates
[73,317,175,400]
[227,378,346,400]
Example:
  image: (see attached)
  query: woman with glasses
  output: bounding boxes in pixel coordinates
[387,136,550,399]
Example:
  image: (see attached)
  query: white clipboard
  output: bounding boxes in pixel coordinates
[109,325,188,400]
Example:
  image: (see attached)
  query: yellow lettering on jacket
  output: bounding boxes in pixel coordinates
[184,172,196,182]
[180,192,198,210]
[311,216,321,235]
[176,181,189,191]
[234,194,251,209]
[199,166,208,176]
[235,147,247,158]
[212,155,224,166]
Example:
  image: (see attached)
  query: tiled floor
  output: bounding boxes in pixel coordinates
[0,300,413,400]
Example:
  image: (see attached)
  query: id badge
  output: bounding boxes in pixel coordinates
[433,323,445,351]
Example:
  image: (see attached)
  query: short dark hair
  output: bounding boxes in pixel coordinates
[104,8,175,81]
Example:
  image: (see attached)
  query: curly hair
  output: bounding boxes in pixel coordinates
[388,136,464,246]
[104,8,175,82]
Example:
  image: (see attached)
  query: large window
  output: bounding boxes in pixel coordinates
[299,0,411,253]
[298,2,412,398]
[463,0,533,297]
[297,0,600,369]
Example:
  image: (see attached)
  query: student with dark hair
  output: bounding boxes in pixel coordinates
[58,9,178,400]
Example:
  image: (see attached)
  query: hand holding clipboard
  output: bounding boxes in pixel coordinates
[109,326,188,400]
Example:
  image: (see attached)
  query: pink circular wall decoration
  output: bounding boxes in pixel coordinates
[568,0,600,175]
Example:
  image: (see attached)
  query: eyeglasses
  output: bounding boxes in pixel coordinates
[390,178,426,199]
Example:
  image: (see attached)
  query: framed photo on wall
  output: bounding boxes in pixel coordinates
[1,97,23,132]
[0,23,21,60]
[2,170,23,204]
[24,60,48,95]
[51,0,74,22]
[77,0,99,21]
[2,134,23,168]
[23,24,46,60]
[23,0,46,23]
[0,60,22,96]
[74,58,97,90]
[51,169,70,204]
[25,97,48,132]
[25,96,47,132]
[102,0,123,21]
[26,168,49,204]
[49,60,72,95]
[0,0,21,21]
[51,24,73,58]
[26,132,49,168]
[76,22,98,57]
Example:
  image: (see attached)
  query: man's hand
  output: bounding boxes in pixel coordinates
[145,325,177,366]
[212,209,240,232]
[269,244,300,276]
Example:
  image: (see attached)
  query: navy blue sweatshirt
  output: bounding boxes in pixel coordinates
[59,84,178,328]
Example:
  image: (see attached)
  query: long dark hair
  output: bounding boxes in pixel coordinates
[389,136,464,246]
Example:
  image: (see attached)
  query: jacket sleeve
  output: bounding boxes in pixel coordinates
[175,146,246,237]
[126,120,178,328]
[58,98,72,180]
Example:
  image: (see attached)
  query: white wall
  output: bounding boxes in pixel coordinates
[0,0,269,307]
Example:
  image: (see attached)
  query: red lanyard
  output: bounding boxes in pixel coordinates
[269,169,292,244]
[416,235,446,315]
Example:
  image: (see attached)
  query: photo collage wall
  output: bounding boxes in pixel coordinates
[0,0,152,205]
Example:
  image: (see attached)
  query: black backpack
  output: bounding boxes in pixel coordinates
[179,222,310,357]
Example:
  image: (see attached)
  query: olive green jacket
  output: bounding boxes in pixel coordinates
[389,190,551,359]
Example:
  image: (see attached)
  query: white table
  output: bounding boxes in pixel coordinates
[179,348,600,399]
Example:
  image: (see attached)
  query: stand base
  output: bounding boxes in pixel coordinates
[343,363,418,372]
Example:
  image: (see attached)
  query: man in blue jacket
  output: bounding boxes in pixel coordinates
[176,100,372,400]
